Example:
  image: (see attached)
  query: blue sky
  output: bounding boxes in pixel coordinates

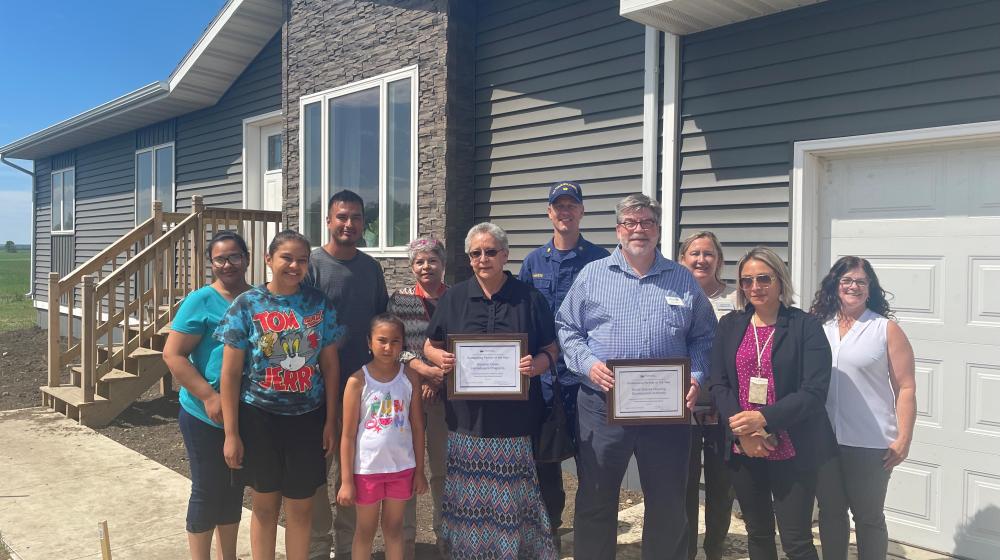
[0,0,227,244]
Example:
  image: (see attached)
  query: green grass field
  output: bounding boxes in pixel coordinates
[0,251,34,333]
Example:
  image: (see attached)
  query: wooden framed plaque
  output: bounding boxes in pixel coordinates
[606,358,691,425]
[446,333,529,400]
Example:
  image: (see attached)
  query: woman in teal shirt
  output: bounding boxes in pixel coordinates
[163,230,251,560]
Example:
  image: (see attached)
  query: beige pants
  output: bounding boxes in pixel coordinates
[308,395,449,558]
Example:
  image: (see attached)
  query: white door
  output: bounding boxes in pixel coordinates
[819,141,1000,559]
[259,123,283,228]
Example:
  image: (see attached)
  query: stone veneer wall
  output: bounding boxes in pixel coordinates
[282,0,476,292]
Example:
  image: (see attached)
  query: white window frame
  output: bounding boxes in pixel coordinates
[50,166,75,235]
[134,141,176,224]
[298,66,419,257]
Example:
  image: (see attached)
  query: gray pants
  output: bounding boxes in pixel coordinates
[816,445,891,560]
[574,385,691,560]
[309,397,449,559]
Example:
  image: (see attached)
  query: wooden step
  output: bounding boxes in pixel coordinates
[40,385,109,407]
[156,321,173,336]
[71,366,140,384]
[131,346,162,359]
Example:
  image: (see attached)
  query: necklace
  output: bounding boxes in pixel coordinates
[707,282,727,299]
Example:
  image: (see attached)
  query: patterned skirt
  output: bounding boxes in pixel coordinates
[441,432,557,560]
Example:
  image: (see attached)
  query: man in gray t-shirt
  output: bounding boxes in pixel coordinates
[305,189,388,559]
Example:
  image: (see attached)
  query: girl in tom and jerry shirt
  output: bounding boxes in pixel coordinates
[337,313,428,560]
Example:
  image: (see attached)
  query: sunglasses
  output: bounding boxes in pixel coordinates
[468,248,502,260]
[211,254,245,267]
[739,274,773,289]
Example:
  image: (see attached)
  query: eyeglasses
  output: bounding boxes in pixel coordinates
[468,248,502,261]
[839,277,869,288]
[211,254,245,267]
[617,219,657,231]
[739,274,773,289]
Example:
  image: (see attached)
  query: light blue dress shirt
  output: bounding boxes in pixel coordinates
[556,247,717,390]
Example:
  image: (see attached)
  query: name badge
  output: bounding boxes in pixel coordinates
[748,376,768,405]
[714,300,735,311]
[665,296,684,306]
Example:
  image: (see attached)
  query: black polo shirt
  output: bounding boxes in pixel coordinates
[425,272,556,438]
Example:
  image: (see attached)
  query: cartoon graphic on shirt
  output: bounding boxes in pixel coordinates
[363,391,407,433]
[253,309,320,393]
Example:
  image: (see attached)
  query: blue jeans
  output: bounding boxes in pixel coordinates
[179,407,244,533]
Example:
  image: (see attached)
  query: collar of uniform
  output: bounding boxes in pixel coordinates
[607,246,675,278]
[466,271,516,301]
[543,235,586,261]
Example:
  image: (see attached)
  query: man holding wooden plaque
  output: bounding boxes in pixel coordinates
[556,194,717,560]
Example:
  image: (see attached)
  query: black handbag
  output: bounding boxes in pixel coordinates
[533,350,576,463]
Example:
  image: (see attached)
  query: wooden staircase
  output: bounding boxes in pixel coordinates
[43,196,282,427]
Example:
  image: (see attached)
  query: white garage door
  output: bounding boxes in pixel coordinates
[819,140,1000,559]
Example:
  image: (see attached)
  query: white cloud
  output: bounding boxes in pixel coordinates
[0,189,32,244]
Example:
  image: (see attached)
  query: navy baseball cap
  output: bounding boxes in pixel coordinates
[548,181,584,204]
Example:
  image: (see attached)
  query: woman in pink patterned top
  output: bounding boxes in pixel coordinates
[708,247,836,560]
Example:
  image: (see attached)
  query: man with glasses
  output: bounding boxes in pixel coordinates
[518,181,608,549]
[556,194,717,560]
[305,189,389,559]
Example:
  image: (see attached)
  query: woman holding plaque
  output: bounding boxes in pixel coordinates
[423,222,559,560]
[386,236,450,556]
[810,257,916,560]
[678,231,736,560]
[708,247,835,560]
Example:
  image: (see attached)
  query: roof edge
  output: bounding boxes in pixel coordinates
[0,82,168,158]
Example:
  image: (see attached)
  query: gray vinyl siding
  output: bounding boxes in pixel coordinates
[676,0,1000,279]
[74,132,139,265]
[33,158,51,302]
[175,32,282,211]
[474,0,646,266]
[136,120,176,150]
[31,31,281,306]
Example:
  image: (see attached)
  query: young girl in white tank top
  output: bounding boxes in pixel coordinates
[338,314,429,560]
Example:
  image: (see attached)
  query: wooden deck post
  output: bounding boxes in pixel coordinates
[191,196,205,291]
[47,272,61,389]
[81,275,96,403]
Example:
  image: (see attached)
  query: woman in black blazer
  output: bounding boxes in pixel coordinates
[708,247,836,560]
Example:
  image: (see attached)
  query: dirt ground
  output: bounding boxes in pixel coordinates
[0,326,643,558]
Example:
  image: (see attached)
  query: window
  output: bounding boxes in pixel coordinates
[135,143,174,223]
[51,168,75,233]
[300,67,417,252]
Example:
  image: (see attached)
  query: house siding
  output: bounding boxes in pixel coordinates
[30,31,283,308]
[676,0,1000,278]
[175,31,282,212]
[474,0,646,266]
[74,132,139,265]
[284,0,476,290]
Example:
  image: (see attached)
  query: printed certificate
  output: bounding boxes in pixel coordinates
[446,333,529,400]
[606,358,691,425]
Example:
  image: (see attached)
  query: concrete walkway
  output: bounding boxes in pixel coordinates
[0,407,284,559]
[559,502,954,560]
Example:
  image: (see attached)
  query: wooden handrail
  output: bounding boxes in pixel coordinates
[57,218,155,290]
[94,213,199,293]
[48,195,286,408]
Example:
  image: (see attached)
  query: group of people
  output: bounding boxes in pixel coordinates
[162,182,916,560]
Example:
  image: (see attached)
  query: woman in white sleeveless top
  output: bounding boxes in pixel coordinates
[678,231,737,560]
[809,257,916,560]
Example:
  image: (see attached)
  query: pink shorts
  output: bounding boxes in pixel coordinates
[354,468,415,505]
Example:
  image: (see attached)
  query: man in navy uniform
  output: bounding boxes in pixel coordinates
[518,181,609,549]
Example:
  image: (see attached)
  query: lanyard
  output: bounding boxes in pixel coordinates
[751,316,776,374]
